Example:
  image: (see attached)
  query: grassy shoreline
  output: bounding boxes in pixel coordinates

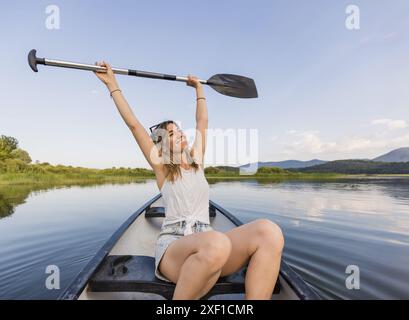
[1,171,409,186]
[0,172,154,185]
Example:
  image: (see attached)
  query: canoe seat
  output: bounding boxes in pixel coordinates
[145,206,216,218]
[88,255,280,299]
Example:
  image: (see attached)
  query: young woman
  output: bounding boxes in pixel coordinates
[94,61,284,300]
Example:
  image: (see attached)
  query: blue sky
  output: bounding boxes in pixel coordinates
[1,0,409,168]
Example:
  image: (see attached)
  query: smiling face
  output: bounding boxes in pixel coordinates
[166,122,188,153]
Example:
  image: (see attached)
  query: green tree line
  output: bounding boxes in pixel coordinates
[293,159,409,174]
[0,135,32,172]
[0,135,154,176]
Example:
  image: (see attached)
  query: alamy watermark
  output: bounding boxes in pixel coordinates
[45,265,60,290]
[45,5,60,30]
[345,265,360,290]
[149,125,260,175]
[345,5,360,30]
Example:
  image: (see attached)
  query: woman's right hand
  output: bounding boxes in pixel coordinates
[94,61,119,90]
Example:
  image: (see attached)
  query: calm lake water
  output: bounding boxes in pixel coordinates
[1,178,409,299]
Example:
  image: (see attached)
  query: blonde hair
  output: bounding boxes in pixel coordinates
[150,120,199,183]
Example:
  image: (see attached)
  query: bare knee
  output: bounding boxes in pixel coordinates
[196,231,232,272]
[253,219,284,254]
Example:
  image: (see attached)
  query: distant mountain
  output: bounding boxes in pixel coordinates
[239,159,327,169]
[373,147,409,163]
[233,147,409,174]
[293,159,409,174]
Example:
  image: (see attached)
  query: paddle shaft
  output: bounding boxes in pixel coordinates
[36,56,207,84]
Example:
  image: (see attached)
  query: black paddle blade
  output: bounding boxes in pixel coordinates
[206,74,258,98]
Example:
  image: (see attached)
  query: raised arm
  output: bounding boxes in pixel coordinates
[187,75,208,168]
[94,61,162,171]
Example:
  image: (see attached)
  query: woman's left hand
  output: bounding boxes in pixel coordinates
[186,74,202,89]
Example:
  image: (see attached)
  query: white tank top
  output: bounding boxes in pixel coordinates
[160,166,210,235]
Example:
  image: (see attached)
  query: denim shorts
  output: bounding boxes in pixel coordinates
[154,220,214,283]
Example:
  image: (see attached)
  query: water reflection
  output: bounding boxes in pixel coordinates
[0,180,151,219]
[0,185,34,218]
[209,178,409,299]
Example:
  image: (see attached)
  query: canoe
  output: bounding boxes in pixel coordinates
[59,194,320,300]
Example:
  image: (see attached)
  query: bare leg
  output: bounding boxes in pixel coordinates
[158,230,232,300]
[245,239,282,299]
[220,219,284,300]
[173,256,224,299]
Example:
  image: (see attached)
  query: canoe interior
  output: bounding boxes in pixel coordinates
[74,196,301,300]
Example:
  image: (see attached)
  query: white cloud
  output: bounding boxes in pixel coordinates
[280,130,409,159]
[371,118,408,130]
[282,130,336,154]
[359,31,398,44]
